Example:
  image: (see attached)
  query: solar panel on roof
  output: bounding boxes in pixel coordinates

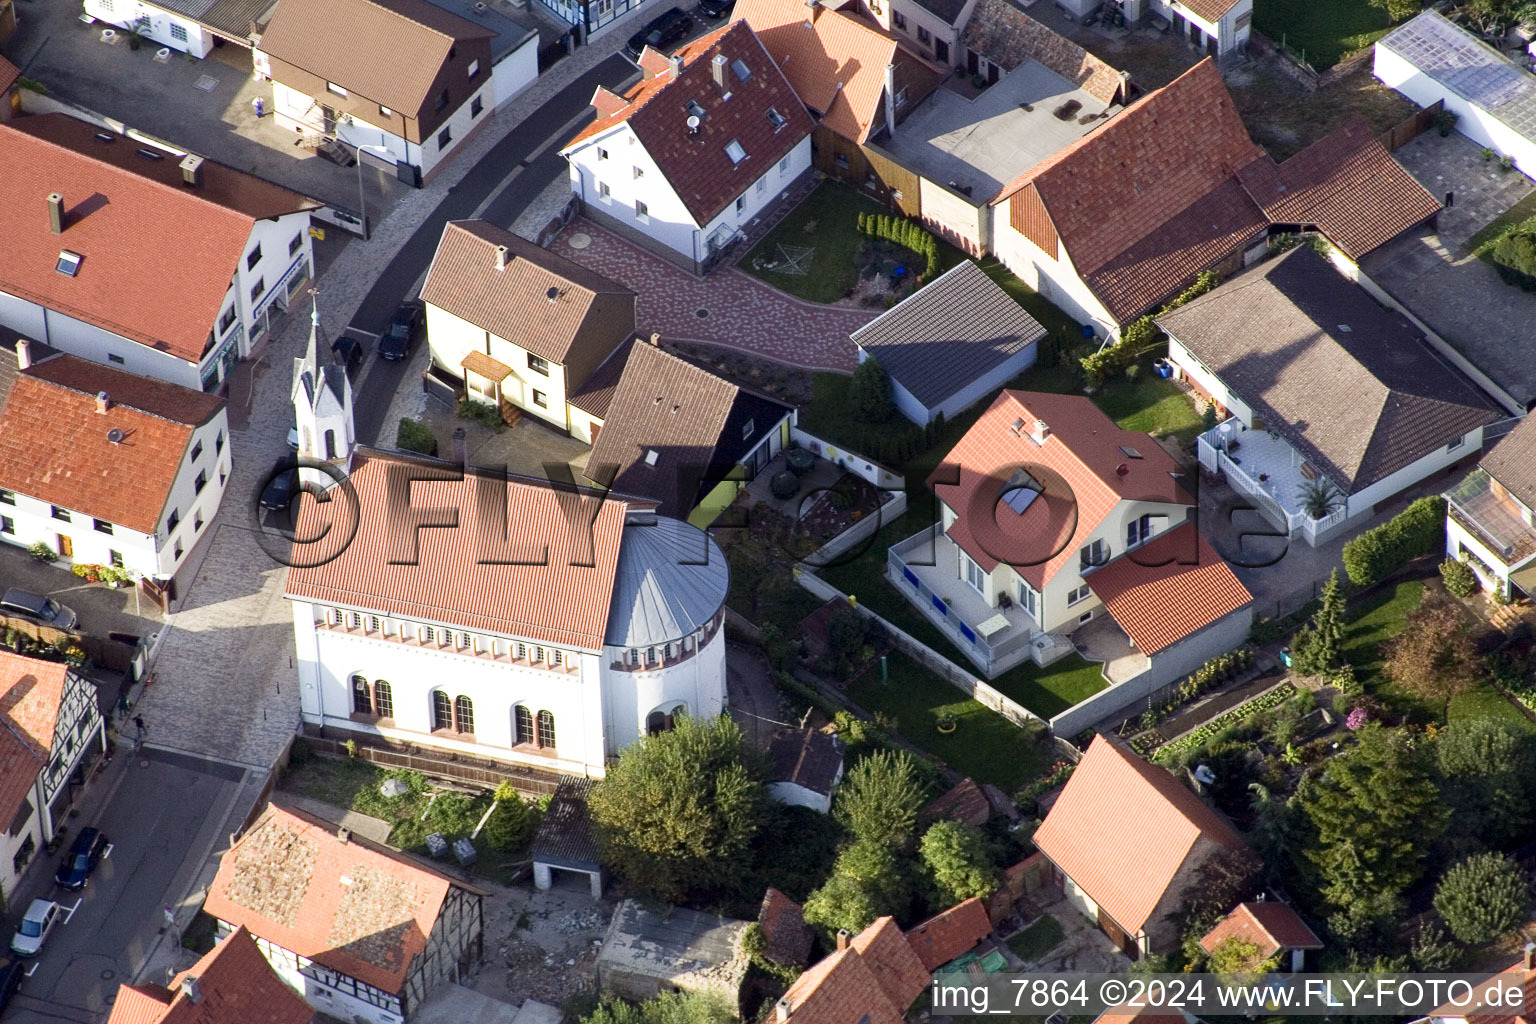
[1002,486,1037,514]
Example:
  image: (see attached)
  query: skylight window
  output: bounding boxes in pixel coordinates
[687,100,706,119]
[731,58,751,82]
[1000,469,1042,515]
[1117,445,1143,459]
[644,449,660,466]
[767,107,787,129]
[56,251,83,277]
[724,139,747,165]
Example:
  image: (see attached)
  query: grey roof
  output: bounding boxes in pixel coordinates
[531,777,601,873]
[767,729,844,796]
[1157,246,1498,492]
[425,0,538,62]
[1378,11,1536,142]
[1480,415,1536,512]
[597,900,750,987]
[912,0,969,26]
[603,515,729,648]
[147,0,275,40]
[851,261,1046,409]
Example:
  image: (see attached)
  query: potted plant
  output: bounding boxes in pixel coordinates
[937,712,957,734]
[1297,478,1342,520]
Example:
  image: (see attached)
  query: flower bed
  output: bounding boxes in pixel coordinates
[1150,682,1297,766]
[1016,759,1075,808]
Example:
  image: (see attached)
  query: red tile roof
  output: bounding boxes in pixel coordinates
[0,56,20,96]
[1199,902,1322,958]
[1033,735,1250,936]
[0,652,70,831]
[928,391,1189,586]
[204,803,465,996]
[1177,0,1243,23]
[920,777,991,827]
[1236,119,1441,260]
[0,123,266,363]
[107,925,316,1024]
[906,898,991,970]
[0,356,222,534]
[733,0,935,143]
[1429,961,1536,1024]
[1084,523,1252,654]
[780,915,931,1024]
[562,23,813,226]
[850,917,931,1009]
[283,448,635,651]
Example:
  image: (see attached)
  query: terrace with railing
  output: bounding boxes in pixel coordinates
[1197,418,1347,545]
[1446,469,1536,569]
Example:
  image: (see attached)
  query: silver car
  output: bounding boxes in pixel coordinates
[10,899,60,957]
[0,589,77,631]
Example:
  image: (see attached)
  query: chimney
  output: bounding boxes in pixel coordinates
[883,64,897,138]
[47,192,65,235]
[179,154,205,188]
[494,244,509,271]
[712,53,728,89]
[452,426,468,466]
[835,929,850,951]
[668,54,684,78]
[1030,418,1049,444]
[95,391,110,414]
[1525,942,1535,971]
[649,332,661,346]
[180,977,202,1005]
[775,996,792,1023]
[14,340,30,371]
[337,826,351,844]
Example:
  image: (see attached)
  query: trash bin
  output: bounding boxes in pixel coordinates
[1279,648,1292,668]
[252,97,265,118]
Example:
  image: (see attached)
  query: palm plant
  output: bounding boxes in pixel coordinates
[1297,478,1342,520]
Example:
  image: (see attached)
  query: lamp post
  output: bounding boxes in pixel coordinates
[350,141,393,241]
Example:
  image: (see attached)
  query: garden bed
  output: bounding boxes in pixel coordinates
[800,472,885,542]
[1147,681,1297,763]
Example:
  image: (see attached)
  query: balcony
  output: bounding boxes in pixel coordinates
[886,524,1073,677]
[1446,470,1536,569]
[1197,419,1347,546]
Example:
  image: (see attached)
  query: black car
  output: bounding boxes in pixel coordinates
[260,458,301,511]
[699,0,732,19]
[54,827,108,890]
[331,333,365,379]
[0,958,23,1013]
[626,6,693,58]
[378,299,424,362]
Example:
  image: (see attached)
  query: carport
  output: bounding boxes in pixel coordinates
[530,777,603,899]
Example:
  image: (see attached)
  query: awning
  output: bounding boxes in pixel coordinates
[1512,562,1536,600]
[461,350,513,382]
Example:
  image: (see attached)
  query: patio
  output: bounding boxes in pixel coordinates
[1198,417,1347,544]
[1007,893,1131,973]
[1071,614,1148,685]
[743,452,845,519]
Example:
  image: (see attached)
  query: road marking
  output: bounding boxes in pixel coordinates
[62,899,82,923]
[22,962,37,977]
[468,108,596,223]
[102,843,114,860]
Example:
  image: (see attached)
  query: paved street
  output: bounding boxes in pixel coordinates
[553,219,871,371]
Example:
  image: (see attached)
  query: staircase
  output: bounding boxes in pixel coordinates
[1491,600,1527,633]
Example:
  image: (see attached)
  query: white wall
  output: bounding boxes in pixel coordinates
[1346,426,1482,520]
[1375,45,1536,178]
[236,211,316,359]
[492,38,539,111]
[82,0,214,58]
[1166,337,1256,423]
[600,630,727,756]
[425,304,571,430]
[918,178,987,255]
[241,930,405,1024]
[766,781,832,813]
[989,207,1117,336]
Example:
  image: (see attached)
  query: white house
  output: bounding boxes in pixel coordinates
[204,802,483,1024]
[561,21,815,273]
[284,447,730,782]
[1444,415,1536,602]
[1376,11,1536,178]
[0,114,316,391]
[80,0,276,59]
[1163,246,1499,547]
[0,347,229,597]
[420,220,636,434]
[254,0,534,189]
[1133,0,1250,57]
[0,651,106,903]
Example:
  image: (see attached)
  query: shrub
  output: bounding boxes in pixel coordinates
[395,417,438,455]
[1491,230,1536,291]
[28,542,56,562]
[1342,496,1447,587]
[850,358,894,424]
[1440,558,1479,598]
[1434,109,1459,137]
[921,820,998,905]
[456,398,504,431]
[1433,853,1530,945]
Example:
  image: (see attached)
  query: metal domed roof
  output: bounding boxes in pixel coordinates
[604,515,729,648]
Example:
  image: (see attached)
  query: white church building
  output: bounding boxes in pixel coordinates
[281,351,729,778]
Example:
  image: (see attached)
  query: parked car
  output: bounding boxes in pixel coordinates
[626,6,693,58]
[287,424,300,450]
[699,0,733,18]
[331,333,365,379]
[54,827,109,890]
[9,900,60,958]
[260,458,301,511]
[378,300,424,362]
[0,589,77,631]
[0,958,24,1012]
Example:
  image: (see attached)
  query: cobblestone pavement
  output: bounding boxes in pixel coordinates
[552,218,872,371]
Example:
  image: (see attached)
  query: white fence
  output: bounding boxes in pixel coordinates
[791,426,905,491]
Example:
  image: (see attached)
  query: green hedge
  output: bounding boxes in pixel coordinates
[1492,231,1536,291]
[856,212,940,280]
[1341,496,1447,588]
[1081,271,1217,386]
[395,418,438,455]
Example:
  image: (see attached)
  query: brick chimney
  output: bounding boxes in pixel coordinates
[14,340,30,370]
[180,977,202,1005]
[668,54,684,77]
[1029,418,1050,444]
[712,53,728,90]
[95,391,110,414]
[48,192,65,235]
[337,827,351,844]
[835,929,850,951]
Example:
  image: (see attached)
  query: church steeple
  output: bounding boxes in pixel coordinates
[291,292,355,466]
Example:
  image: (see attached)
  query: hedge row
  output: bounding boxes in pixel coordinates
[826,411,945,469]
[857,212,940,280]
[1341,496,1447,587]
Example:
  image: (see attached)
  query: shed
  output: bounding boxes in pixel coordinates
[767,728,846,814]
[850,261,1044,426]
[596,900,750,1003]
[1199,901,1323,972]
[531,777,603,899]
[920,777,991,828]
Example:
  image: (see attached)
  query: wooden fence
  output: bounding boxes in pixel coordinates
[1379,99,1445,152]
[299,732,571,798]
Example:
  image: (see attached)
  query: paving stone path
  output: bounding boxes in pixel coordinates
[553,219,873,372]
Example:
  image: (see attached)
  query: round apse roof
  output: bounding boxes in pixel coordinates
[604,515,729,649]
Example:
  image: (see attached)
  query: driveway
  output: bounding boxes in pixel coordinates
[552,219,873,372]
[1361,132,1536,410]
[726,642,785,749]
[0,542,163,639]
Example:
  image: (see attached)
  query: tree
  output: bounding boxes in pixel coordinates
[1410,920,1462,971]
[850,358,894,424]
[1366,0,1424,21]
[589,714,767,903]
[1383,593,1481,720]
[1247,782,1296,874]
[920,821,998,906]
[581,991,737,1024]
[802,839,911,939]
[1207,936,1281,975]
[1291,569,1345,676]
[481,781,541,851]
[1433,853,1530,945]
[1435,719,1535,848]
[1296,725,1447,911]
[834,749,928,849]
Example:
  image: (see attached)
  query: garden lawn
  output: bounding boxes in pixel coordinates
[739,183,887,302]
[1091,373,1205,444]
[1448,684,1536,732]
[1252,0,1396,69]
[845,650,1051,790]
[1006,914,1065,963]
[1340,579,1423,680]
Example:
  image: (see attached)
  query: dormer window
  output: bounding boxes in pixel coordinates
[724,139,747,165]
[731,58,751,82]
[325,81,347,97]
[766,107,787,130]
[56,251,83,277]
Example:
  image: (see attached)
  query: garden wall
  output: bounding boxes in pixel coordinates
[803,492,909,569]
[790,426,906,490]
[300,728,569,797]
[793,569,1044,727]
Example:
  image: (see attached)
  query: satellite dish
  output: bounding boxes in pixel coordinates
[686,115,701,133]
[106,428,125,445]
[546,286,560,301]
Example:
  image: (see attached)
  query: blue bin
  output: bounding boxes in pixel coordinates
[1155,361,1173,379]
[1279,649,1292,668]
[1080,324,1096,339]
